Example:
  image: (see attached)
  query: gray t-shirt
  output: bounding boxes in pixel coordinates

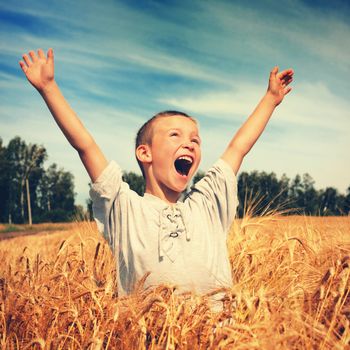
[90,158,238,296]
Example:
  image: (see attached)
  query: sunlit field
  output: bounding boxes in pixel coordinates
[0,215,349,349]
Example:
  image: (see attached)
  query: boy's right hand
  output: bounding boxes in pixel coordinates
[19,49,54,93]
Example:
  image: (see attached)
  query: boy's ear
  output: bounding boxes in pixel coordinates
[136,144,152,163]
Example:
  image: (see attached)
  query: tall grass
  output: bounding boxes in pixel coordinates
[0,214,349,349]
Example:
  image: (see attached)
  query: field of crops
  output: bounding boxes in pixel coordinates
[0,215,349,349]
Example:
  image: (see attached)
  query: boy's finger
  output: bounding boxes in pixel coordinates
[277,68,294,80]
[284,77,293,86]
[282,74,293,83]
[282,81,292,89]
[38,48,45,59]
[270,66,279,78]
[22,54,32,67]
[284,86,292,95]
[29,50,38,62]
[47,48,54,64]
[19,61,28,73]
[282,68,294,75]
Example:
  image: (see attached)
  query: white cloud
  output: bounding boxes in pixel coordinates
[277,82,350,129]
[125,52,228,84]
[160,80,350,132]
[159,83,261,118]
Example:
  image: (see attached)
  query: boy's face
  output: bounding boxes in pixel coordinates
[147,115,201,194]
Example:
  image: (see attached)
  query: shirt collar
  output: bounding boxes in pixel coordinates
[143,192,184,207]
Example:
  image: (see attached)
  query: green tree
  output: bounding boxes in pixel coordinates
[237,171,289,217]
[289,174,303,212]
[301,174,319,214]
[3,137,47,223]
[23,143,47,224]
[4,137,26,223]
[86,197,93,221]
[290,173,319,215]
[344,187,350,215]
[319,187,339,216]
[37,164,76,222]
[0,136,79,223]
[0,138,9,222]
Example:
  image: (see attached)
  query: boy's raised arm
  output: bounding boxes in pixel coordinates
[19,48,107,182]
[221,66,294,175]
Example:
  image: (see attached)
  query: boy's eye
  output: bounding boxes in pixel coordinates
[170,132,179,137]
[192,138,200,145]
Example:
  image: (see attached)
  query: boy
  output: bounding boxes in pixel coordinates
[19,48,293,296]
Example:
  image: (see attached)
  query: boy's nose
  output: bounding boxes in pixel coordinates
[182,142,194,151]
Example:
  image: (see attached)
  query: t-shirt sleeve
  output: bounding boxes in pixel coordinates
[89,161,122,242]
[190,158,238,233]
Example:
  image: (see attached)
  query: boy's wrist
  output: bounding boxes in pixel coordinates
[264,91,279,108]
[39,80,58,96]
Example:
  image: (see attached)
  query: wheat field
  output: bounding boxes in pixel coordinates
[0,214,349,349]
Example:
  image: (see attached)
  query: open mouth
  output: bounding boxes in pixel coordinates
[174,156,193,176]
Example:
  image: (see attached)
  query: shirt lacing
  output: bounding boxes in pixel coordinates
[158,204,190,262]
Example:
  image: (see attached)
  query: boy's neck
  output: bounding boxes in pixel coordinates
[145,182,181,204]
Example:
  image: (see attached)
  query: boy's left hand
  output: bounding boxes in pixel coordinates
[267,66,294,106]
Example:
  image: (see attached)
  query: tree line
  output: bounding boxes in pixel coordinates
[2,136,349,224]
[123,170,350,217]
[0,136,80,224]
[235,171,350,217]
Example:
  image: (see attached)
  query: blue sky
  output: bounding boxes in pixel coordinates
[1,0,349,206]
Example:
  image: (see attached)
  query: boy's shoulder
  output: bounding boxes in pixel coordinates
[190,158,236,189]
[184,158,237,203]
[90,160,142,204]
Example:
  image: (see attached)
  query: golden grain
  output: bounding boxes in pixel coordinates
[0,215,349,349]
